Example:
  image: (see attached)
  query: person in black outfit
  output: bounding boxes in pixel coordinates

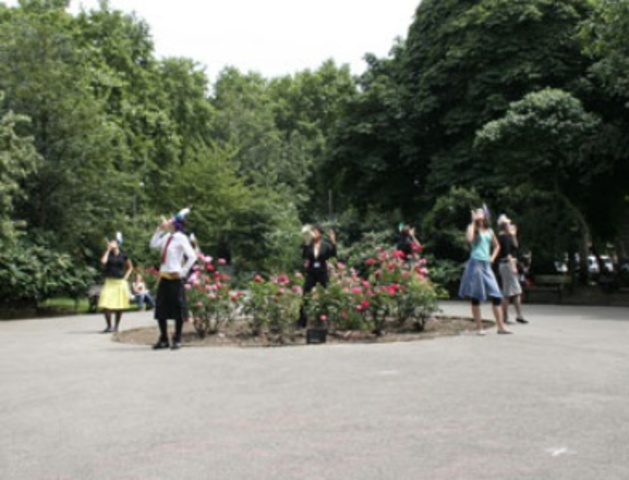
[496,214,528,324]
[298,225,337,328]
[396,224,420,260]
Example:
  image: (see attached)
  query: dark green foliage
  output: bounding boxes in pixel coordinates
[1,0,629,306]
[403,0,593,195]
[0,94,40,242]
[0,238,97,307]
[422,186,483,263]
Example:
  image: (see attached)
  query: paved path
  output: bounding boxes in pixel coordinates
[1,302,628,480]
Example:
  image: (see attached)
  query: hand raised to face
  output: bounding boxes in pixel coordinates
[159,217,173,231]
[471,210,484,222]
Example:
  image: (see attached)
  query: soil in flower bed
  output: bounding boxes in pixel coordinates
[114,316,496,348]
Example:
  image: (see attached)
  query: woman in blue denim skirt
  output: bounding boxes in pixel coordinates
[459,208,512,336]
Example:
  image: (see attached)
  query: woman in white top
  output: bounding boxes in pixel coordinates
[149,216,197,350]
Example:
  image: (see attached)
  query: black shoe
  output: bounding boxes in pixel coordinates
[152,339,170,350]
[102,327,113,334]
[516,318,529,324]
[170,340,181,350]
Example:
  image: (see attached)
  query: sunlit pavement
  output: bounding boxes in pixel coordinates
[1,301,628,480]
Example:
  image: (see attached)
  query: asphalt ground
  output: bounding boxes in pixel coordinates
[1,301,628,480]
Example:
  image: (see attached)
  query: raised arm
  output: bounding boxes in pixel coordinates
[150,218,172,250]
[328,229,337,259]
[150,229,167,250]
[100,242,113,266]
[510,224,519,250]
[466,222,477,244]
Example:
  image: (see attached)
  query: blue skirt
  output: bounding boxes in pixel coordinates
[459,258,502,302]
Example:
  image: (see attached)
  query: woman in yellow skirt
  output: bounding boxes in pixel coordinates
[98,238,133,333]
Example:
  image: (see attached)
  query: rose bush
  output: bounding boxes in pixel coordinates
[185,254,240,338]
[303,243,440,333]
[242,273,302,341]
[144,239,441,343]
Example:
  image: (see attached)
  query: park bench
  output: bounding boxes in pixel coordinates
[524,274,572,303]
[87,284,103,313]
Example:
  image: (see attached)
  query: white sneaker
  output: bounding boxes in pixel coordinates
[477,329,486,336]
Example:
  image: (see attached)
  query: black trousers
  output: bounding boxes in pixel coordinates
[298,270,329,328]
[155,278,188,341]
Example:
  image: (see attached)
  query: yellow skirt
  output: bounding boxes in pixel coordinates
[98,278,130,310]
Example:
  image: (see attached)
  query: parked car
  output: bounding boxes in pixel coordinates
[587,255,600,274]
[554,261,568,274]
[600,255,614,273]
[587,255,615,274]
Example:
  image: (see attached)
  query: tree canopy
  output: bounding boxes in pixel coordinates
[1,0,628,305]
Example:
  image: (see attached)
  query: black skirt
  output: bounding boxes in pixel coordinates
[154,278,188,321]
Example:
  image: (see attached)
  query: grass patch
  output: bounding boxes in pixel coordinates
[40,297,90,313]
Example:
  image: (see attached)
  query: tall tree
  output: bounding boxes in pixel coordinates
[0,93,40,243]
[402,0,593,196]
[475,88,601,277]
[0,2,131,247]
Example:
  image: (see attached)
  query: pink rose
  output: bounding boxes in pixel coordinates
[365,258,376,266]
[352,287,363,295]
[411,243,423,253]
[184,284,192,290]
[319,315,328,322]
[218,258,227,265]
[254,274,264,283]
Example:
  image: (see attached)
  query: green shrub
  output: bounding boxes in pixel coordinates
[0,240,97,307]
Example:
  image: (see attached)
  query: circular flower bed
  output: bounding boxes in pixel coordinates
[127,242,455,347]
